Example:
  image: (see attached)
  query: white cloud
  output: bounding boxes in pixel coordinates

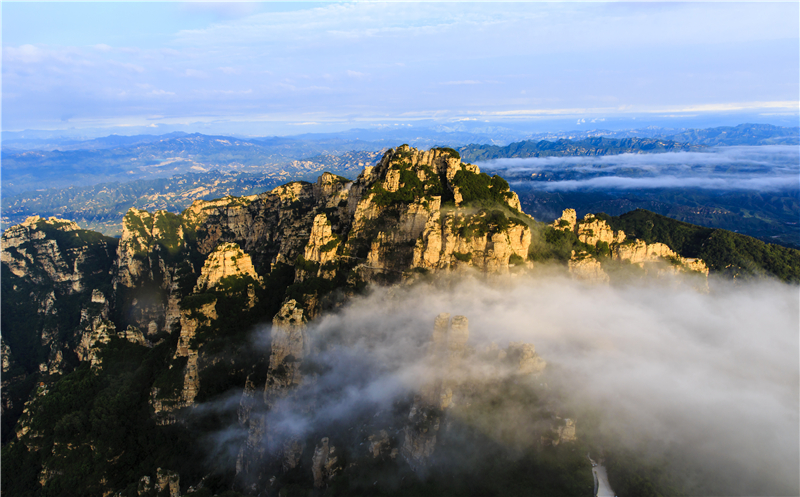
[184,68,208,79]
[482,146,800,193]
[148,89,175,97]
[4,44,46,63]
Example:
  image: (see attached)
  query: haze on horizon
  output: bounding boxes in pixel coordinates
[2,2,799,136]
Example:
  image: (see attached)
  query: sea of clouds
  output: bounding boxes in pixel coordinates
[200,271,799,495]
[478,145,800,192]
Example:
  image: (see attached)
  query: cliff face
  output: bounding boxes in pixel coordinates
[341,145,531,278]
[1,216,118,441]
[550,210,710,283]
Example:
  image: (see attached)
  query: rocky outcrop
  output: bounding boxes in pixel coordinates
[155,468,181,497]
[116,209,184,288]
[551,209,577,232]
[234,299,309,486]
[266,300,307,395]
[175,299,217,359]
[569,251,610,283]
[412,212,531,273]
[149,299,216,418]
[613,239,709,276]
[194,242,261,292]
[368,430,392,458]
[1,215,116,292]
[75,314,115,368]
[341,144,533,279]
[312,172,351,208]
[506,342,547,374]
[1,340,11,375]
[402,313,469,471]
[302,214,339,277]
[311,437,339,488]
[577,213,626,246]
[555,419,577,445]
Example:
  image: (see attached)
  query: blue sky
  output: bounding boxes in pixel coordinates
[3,2,798,135]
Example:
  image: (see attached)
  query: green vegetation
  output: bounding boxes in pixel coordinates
[604,209,800,282]
[509,253,525,265]
[368,162,443,206]
[451,169,514,209]
[152,212,184,255]
[122,211,154,255]
[433,147,461,159]
[453,251,473,262]
[1,336,210,497]
[320,235,341,252]
[452,209,526,241]
[515,183,800,249]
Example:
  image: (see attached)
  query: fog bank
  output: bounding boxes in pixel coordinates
[478,145,800,192]
[208,273,800,494]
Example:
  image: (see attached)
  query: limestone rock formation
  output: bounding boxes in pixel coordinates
[266,300,308,395]
[1,145,723,496]
[569,251,610,283]
[303,214,339,277]
[555,419,577,445]
[194,242,261,292]
[368,430,391,458]
[155,468,181,497]
[577,213,626,246]
[507,342,547,374]
[175,299,217,359]
[311,437,339,488]
[116,209,184,289]
[1,215,115,292]
[551,208,577,232]
[342,144,531,278]
[75,315,115,368]
[412,211,531,273]
[613,239,709,276]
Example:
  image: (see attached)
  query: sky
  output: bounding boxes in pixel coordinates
[2,2,799,135]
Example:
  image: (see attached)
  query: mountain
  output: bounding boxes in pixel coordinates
[0,133,387,197]
[663,123,800,146]
[2,146,798,496]
[1,151,382,235]
[517,123,800,146]
[457,137,702,163]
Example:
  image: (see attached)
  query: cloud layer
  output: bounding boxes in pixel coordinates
[204,272,799,494]
[479,145,800,192]
[3,2,798,131]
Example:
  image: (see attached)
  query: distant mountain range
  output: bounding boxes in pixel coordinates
[1,152,380,235]
[457,137,702,162]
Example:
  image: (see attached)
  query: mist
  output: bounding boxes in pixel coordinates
[477,145,800,192]
[203,272,799,495]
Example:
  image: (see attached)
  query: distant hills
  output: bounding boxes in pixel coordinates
[1,152,380,235]
[0,134,383,197]
[660,123,800,146]
[458,137,702,162]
